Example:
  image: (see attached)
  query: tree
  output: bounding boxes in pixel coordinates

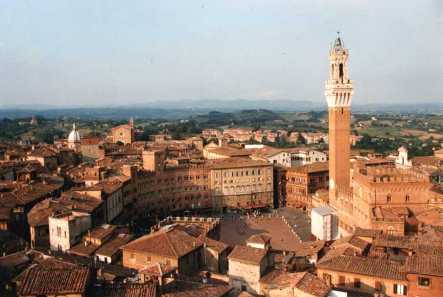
[296,133,307,145]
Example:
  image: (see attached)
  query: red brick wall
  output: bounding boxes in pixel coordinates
[407,274,443,297]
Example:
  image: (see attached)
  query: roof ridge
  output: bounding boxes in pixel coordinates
[164,230,179,258]
[122,231,159,249]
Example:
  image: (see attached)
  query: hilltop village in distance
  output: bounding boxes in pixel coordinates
[0,37,443,297]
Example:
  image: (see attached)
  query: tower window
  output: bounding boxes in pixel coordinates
[339,63,344,80]
[387,194,391,203]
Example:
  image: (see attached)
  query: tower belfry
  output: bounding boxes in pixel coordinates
[325,34,354,212]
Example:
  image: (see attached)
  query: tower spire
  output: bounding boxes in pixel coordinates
[333,31,343,50]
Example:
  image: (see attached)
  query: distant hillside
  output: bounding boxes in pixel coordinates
[0,101,441,120]
[192,109,284,127]
[352,102,443,114]
[0,108,204,120]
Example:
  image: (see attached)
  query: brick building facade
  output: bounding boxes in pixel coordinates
[286,162,328,209]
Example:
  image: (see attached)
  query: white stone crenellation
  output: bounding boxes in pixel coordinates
[325,35,354,108]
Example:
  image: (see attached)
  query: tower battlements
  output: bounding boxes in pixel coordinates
[325,35,354,108]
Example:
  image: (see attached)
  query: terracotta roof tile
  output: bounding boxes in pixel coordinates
[161,279,231,297]
[260,269,297,287]
[102,283,157,297]
[12,182,62,206]
[373,234,443,255]
[247,233,271,245]
[354,227,382,238]
[140,262,176,277]
[292,240,325,257]
[207,157,270,170]
[330,236,369,252]
[96,233,134,257]
[317,255,405,280]
[28,146,58,158]
[205,147,250,157]
[228,245,267,265]
[260,270,330,297]
[405,255,443,276]
[293,272,330,297]
[290,162,328,174]
[28,198,64,227]
[18,267,90,296]
[204,238,228,254]
[122,225,202,259]
[319,246,360,263]
[88,224,117,240]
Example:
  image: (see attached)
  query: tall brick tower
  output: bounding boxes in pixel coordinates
[325,34,353,209]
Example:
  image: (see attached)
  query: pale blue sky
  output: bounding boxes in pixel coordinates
[0,0,442,107]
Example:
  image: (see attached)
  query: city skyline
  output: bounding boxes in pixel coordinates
[0,8,443,296]
[0,0,442,107]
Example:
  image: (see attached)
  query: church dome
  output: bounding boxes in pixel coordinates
[68,123,81,143]
[398,146,408,153]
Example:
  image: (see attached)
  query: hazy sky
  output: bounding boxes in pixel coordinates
[0,0,442,107]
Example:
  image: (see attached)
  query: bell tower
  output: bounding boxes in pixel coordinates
[325,34,353,207]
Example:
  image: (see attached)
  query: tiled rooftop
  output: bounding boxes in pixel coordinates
[220,213,309,251]
[161,278,231,297]
[293,272,331,297]
[317,255,406,280]
[405,255,443,276]
[102,283,157,297]
[206,157,270,170]
[289,162,329,174]
[122,225,202,259]
[18,267,90,296]
[260,270,330,297]
[292,240,325,257]
[228,245,267,265]
[96,233,134,257]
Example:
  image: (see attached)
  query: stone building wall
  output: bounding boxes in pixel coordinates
[122,249,178,270]
[111,125,134,145]
[210,164,273,209]
[228,260,263,294]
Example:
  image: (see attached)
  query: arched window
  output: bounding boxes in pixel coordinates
[405,195,410,202]
[387,194,392,203]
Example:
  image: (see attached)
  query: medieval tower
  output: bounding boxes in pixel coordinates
[325,35,354,232]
